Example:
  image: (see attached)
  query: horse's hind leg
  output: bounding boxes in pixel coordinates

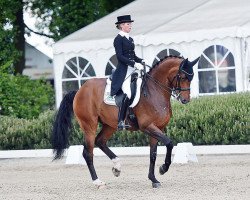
[95,124,121,177]
[148,137,161,188]
[78,119,106,188]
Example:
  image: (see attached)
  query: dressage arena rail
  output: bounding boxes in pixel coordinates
[0,144,250,159]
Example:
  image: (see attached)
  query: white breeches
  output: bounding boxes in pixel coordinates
[121,66,135,99]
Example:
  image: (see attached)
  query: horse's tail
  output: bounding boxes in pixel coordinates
[51,91,77,160]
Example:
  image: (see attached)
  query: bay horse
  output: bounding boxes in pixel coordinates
[52,56,199,188]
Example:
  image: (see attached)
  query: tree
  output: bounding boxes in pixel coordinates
[27,0,135,42]
[0,0,24,74]
[103,0,134,13]
[0,62,55,119]
[25,0,107,41]
[14,0,25,74]
[0,0,134,74]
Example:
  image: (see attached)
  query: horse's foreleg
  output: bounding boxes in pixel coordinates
[145,124,173,176]
[159,141,173,175]
[148,136,161,188]
[95,124,121,177]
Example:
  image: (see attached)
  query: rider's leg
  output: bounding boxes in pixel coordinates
[117,68,133,130]
[117,94,130,130]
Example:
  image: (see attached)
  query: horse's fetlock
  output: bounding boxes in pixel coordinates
[148,173,154,180]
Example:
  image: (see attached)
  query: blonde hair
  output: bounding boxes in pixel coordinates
[116,24,122,30]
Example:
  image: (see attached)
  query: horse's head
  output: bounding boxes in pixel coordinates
[169,57,200,104]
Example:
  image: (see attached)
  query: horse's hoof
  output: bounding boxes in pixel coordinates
[152,183,161,188]
[93,179,106,189]
[159,163,170,175]
[159,164,169,175]
[152,182,161,188]
[112,167,121,177]
[98,184,107,189]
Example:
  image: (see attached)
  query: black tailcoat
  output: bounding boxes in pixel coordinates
[110,34,142,96]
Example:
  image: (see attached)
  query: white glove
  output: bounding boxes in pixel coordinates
[134,63,144,70]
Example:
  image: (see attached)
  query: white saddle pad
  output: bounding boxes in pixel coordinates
[104,78,142,108]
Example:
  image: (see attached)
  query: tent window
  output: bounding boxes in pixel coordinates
[105,55,118,76]
[62,56,95,96]
[62,81,78,95]
[198,45,236,94]
[152,49,181,66]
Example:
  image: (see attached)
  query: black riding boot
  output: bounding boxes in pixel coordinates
[117,95,131,131]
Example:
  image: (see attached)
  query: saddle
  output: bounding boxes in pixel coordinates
[104,71,142,108]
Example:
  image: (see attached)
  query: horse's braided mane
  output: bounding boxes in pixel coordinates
[149,55,184,73]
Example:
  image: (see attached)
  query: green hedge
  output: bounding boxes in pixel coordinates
[0,92,249,150]
[0,62,55,119]
[165,92,250,145]
[0,111,54,150]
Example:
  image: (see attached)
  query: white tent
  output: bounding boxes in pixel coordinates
[53,0,250,107]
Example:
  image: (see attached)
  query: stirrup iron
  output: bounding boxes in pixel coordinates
[117,121,131,131]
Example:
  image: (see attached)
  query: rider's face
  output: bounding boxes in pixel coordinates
[120,22,132,33]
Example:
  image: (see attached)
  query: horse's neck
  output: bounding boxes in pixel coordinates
[147,69,172,103]
[150,62,174,91]
[152,59,177,78]
[147,78,171,101]
[147,60,178,101]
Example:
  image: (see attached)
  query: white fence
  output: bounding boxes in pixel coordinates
[0,145,250,159]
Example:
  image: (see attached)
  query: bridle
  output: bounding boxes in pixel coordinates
[170,65,193,99]
[143,60,193,100]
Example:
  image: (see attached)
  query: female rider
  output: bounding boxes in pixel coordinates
[110,15,144,130]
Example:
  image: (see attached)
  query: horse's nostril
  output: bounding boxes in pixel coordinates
[181,99,189,104]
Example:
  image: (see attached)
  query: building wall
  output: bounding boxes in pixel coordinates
[25,43,53,69]
[23,43,54,80]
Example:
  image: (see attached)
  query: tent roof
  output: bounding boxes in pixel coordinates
[54,0,250,54]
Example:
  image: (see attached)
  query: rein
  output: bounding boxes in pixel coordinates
[142,63,191,99]
[145,73,172,95]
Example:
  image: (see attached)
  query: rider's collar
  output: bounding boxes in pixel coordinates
[119,31,129,39]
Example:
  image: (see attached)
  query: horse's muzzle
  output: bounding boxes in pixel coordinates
[178,95,190,104]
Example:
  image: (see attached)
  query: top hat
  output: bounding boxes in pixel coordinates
[115,15,134,24]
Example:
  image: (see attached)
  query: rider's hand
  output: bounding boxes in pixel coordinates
[141,60,145,65]
[134,63,144,70]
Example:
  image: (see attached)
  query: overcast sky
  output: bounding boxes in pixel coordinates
[24,12,54,58]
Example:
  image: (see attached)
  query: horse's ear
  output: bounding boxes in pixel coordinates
[181,58,189,69]
[181,58,195,81]
[188,57,200,68]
